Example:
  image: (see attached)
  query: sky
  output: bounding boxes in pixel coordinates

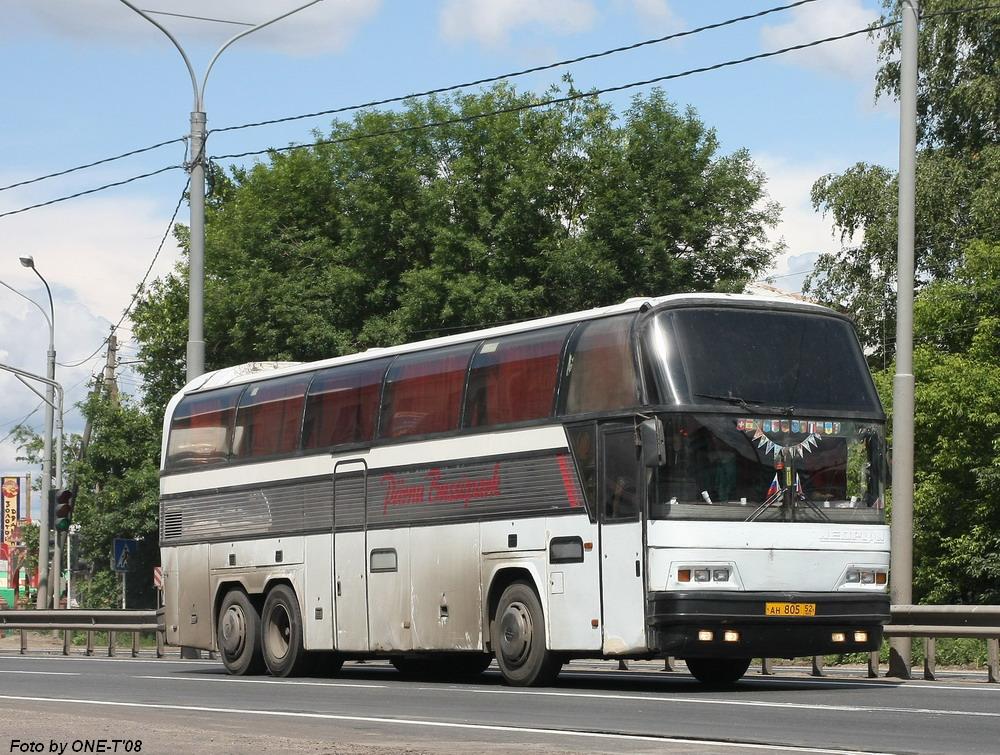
[0,0,900,518]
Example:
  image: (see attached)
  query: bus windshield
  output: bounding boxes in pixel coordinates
[648,413,886,524]
[641,306,882,413]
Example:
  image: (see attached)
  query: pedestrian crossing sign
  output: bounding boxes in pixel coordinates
[113,538,138,573]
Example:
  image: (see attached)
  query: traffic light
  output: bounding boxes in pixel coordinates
[54,489,75,532]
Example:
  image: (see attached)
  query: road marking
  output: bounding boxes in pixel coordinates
[0,694,890,754]
[421,685,1000,718]
[0,670,80,676]
[136,675,385,689]
[562,669,1000,694]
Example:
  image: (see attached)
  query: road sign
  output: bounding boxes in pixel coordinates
[112,538,138,573]
[153,565,163,589]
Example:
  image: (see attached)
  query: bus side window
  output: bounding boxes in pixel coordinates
[465,325,573,429]
[561,315,639,416]
[378,344,477,439]
[232,374,311,459]
[165,386,244,470]
[302,358,392,449]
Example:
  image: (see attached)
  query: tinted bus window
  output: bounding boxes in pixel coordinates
[379,343,477,438]
[562,315,638,415]
[166,386,244,469]
[232,374,311,459]
[465,325,573,427]
[302,357,392,449]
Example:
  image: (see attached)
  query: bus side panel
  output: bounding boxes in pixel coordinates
[303,533,335,651]
[174,543,213,650]
[367,527,412,652]
[545,515,603,652]
[162,546,180,646]
[410,522,482,651]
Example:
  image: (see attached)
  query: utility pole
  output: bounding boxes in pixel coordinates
[118,0,324,384]
[104,333,119,406]
[889,0,918,679]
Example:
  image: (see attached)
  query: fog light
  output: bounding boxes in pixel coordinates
[698,630,714,641]
[678,569,691,583]
[854,631,868,643]
[693,569,710,583]
[712,568,730,582]
[724,630,740,642]
[832,632,846,642]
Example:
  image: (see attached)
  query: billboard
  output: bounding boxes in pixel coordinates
[1,476,19,545]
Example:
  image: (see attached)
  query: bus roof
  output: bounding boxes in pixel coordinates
[176,292,830,397]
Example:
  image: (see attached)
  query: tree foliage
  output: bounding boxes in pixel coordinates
[133,83,781,408]
[807,1,999,603]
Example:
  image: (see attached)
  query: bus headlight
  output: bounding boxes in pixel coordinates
[675,564,736,586]
[839,567,888,590]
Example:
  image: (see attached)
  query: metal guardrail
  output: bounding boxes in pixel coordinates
[1,605,997,681]
[0,609,163,658]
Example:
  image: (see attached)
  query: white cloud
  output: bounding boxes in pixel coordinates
[627,0,680,31]
[440,0,597,47]
[2,1,381,57]
[756,153,859,292]
[759,0,880,80]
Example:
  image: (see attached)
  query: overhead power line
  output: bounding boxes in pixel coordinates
[0,165,184,221]
[213,0,822,135]
[58,178,189,369]
[0,137,185,194]
[211,22,894,163]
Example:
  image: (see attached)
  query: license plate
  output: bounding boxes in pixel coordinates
[765,602,816,617]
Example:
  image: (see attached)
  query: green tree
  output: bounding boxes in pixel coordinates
[69,390,161,609]
[808,1,1000,604]
[804,1,999,361]
[878,240,1000,604]
[133,83,782,409]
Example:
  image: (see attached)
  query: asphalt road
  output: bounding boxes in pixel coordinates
[0,654,996,754]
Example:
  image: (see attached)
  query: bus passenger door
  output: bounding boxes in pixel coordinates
[333,459,369,652]
[598,424,647,654]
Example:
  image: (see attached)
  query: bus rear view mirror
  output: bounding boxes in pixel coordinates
[639,417,666,468]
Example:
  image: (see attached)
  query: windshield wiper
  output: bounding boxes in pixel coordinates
[694,392,764,413]
[694,392,795,416]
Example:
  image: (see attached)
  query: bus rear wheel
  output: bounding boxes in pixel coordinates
[491,582,561,687]
[685,657,751,685]
[261,584,306,677]
[217,589,265,675]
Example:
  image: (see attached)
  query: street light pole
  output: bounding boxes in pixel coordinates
[17,255,58,609]
[118,0,325,384]
[0,361,63,609]
[889,0,919,679]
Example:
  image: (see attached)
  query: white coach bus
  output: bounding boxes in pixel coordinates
[159,293,890,685]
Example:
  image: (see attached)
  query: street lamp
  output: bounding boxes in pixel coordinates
[16,254,59,609]
[118,0,324,383]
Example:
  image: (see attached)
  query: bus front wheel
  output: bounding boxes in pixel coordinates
[491,582,561,687]
[685,657,751,685]
[261,584,306,677]
[217,589,265,675]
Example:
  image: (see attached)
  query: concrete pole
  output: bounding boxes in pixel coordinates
[187,112,206,383]
[118,0,323,384]
[889,0,918,679]
[37,358,53,610]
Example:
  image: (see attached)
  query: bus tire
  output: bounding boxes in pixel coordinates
[217,589,265,676]
[685,657,751,685]
[491,581,561,687]
[261,584,306,677]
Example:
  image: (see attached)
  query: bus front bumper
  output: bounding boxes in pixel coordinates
[648,591,890,659]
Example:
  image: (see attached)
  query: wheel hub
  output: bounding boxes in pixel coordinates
[220,605,246,657]
[498,601,532,667]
